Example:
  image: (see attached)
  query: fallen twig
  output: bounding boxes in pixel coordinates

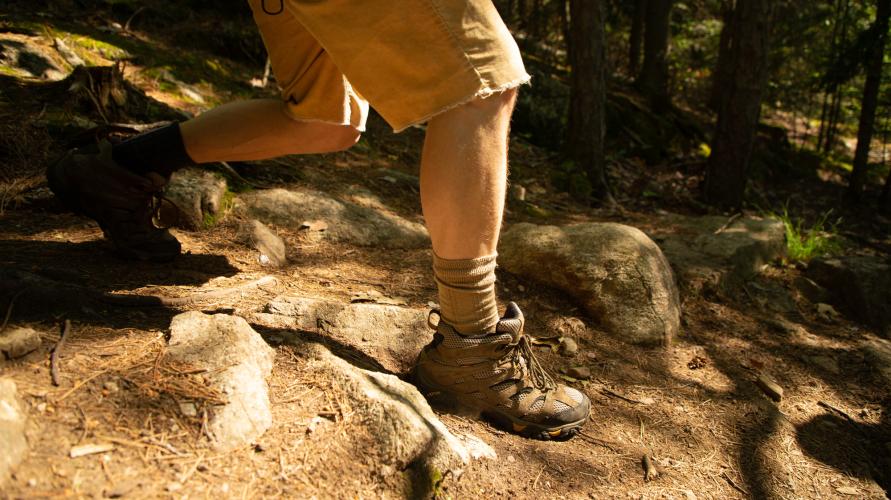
[601,387,647,405]
[721,471,748,495]
[642,454,660,482]
[51,319,72,386]
[578,431,622,453]
[0,289,24,333]
[714,212,742,235]
[817,400,857,425]
[101,276,277,307]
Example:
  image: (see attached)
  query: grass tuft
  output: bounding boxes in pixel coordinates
[774,206,842,262]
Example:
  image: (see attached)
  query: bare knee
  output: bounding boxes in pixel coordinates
[432,88,518,128]
[312,125,362,153]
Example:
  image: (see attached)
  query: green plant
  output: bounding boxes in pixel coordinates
[774,206,843,262]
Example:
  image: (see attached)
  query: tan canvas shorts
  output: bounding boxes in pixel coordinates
[247,0,530,132]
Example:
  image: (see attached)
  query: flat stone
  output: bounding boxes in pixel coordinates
[237,219,287,267]
[299,342,481,475]
[0,378,27,487]
[161,168,228,230]
[655,215,786,291]
[253,296,429,373]
[499,222,680,345]
[167,312,275,450]
[0,327,41,359]
[237,188,428,249]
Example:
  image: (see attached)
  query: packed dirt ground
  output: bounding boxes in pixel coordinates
[1,2,890,499]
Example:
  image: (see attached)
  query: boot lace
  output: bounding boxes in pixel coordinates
[511,335,556,392]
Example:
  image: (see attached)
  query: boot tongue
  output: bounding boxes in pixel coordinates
[495,302,525,342]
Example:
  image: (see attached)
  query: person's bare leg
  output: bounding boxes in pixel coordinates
[421,89,516,334]
[421,89,516,259]
[180,98,360,163]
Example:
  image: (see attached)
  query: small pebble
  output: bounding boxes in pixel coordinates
[559,338,578,356]
[567,366,591,380]
[517,284,526,292]
[27,478,37,487]
[506,455,516,463]
[103,381,120,393]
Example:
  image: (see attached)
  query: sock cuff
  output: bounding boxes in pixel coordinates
[112,122,196,177]
[432,253,497,285]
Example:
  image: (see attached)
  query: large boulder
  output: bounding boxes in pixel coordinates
[0,378,27,487]
[807,256,891,336]
[237,188,429,249]
[655,215,786,291]
[167,312,276,450]
[499,222,680,345]
[253,296,429,373]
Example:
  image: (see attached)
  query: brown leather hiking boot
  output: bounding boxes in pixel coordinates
[414,302,590,440]
[47,141,181,262]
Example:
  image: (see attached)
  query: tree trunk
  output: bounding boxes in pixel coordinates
[817,0,845,150]
[847,0,891,202]
[567,0,612,202]
[637,0,673,110]
[629,0,647,77]
[882,168,891,211]
[823,0,850,154]
[708,0,735,112]
[703,0,772,210]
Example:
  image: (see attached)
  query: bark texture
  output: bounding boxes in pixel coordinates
[566,0,611,201]
[704,0,772,209]
[629,0,647,76]
[638,0,673,110]
[847,0,891,201]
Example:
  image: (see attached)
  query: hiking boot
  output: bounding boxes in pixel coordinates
[414,302,590,440]
[46,140,181,262]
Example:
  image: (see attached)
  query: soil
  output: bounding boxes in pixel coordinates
[1,2,890,499]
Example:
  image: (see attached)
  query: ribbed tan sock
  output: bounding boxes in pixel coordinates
[433,253,500,335]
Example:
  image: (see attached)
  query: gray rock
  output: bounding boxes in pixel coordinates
[253,296,429,373]
[807,256,891,336]
[0,378,27,487]
[863,337,891,387]
[374,168,420,188]
[162,168,228,230]
[803,355,840,375]
[167,312,275,450]
[656,215,786,291]
[0,327,41,359]
[299,342,478,474]
[237,219,287,267]
[237,188,429,249]
[792,276,830,304]
[499,222,680,345]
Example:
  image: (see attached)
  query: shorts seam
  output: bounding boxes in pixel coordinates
[393,74,530,133]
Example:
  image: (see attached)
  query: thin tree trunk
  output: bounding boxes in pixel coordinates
[567,0,612,203]
[704,0,772,209]
[847,0,891,201]
[881,167,891,210]
[823,0,850,154]
[824,86,843,153]
[629,0,647,77]
[709,0,735,112]
[817,0,845,150]
[638,0,673,110]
